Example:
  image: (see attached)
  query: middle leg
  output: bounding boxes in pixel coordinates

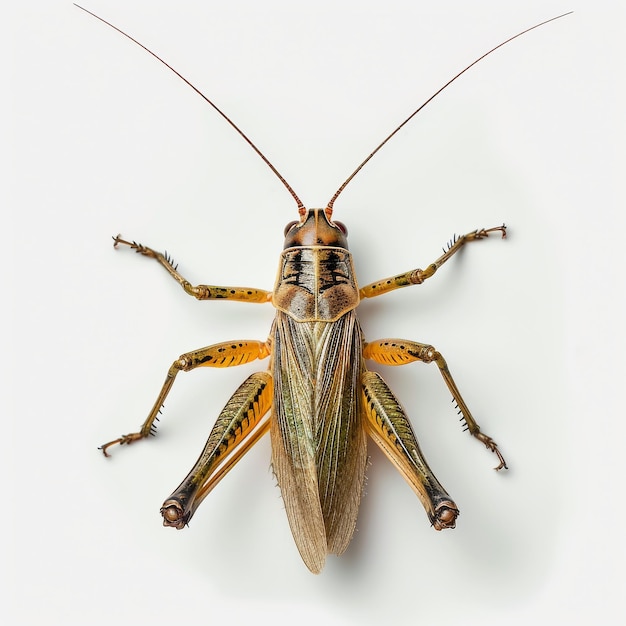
[100,339,270,456]
[364,339,507,470]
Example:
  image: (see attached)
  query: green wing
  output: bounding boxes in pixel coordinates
[271,311,367,573]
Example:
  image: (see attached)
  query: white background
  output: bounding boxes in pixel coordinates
[5,1,624,624]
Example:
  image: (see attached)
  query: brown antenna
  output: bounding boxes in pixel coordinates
[74,4,305,213]
[326,12,572,213]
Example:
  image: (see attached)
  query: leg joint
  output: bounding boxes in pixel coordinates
[409,268,425,284]
[408,344,440,363]
[173,357,192,372]
[182,282,209,299]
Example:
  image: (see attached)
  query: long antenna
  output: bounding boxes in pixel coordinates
[326,12,572,213]
[74,4,305,212]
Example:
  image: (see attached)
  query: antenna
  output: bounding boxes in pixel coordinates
[325,12,572,213]
[74,4,305,213]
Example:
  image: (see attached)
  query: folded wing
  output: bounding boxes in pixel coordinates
[271,311,367,573]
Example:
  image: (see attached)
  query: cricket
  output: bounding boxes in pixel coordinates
[78,5,571,573]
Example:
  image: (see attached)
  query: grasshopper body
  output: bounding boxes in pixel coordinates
[109,214,503,574]
[79,5,570,573]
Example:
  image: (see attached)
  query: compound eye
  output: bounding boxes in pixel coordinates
[334,221,348,235]
[283,221,298,236]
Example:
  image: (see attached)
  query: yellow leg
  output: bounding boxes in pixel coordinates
[161,372,273,528]
[364,339,507,470]
[99,340,270,456]
[360,224,506,299]
[113,235,272,303]
[362,371,459,530]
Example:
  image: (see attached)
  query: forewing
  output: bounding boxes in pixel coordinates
[271,312,366,572]
[314,312,367,555]
[271,313,327,573]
